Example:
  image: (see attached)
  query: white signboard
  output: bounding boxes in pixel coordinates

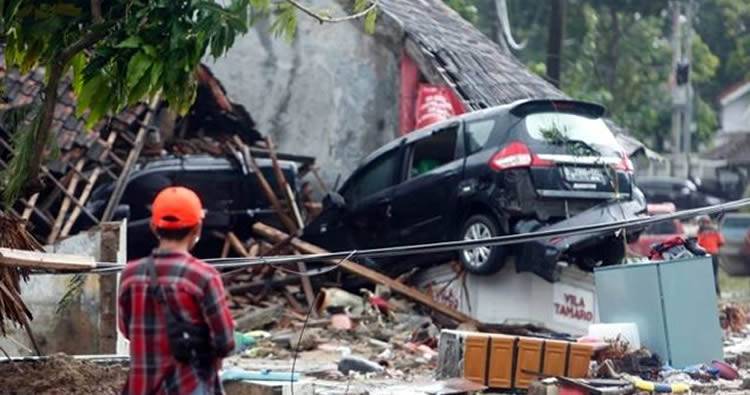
[552,283,595,330]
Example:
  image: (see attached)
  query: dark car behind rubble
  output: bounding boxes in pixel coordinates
[303,99,647,282]
[718,213,750,276]
[79,154,302,259]
[637,176,723,210]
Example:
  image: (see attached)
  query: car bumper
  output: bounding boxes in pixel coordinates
[517,192,647,282]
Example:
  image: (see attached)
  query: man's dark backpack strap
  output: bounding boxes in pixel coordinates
[143,253,213,374]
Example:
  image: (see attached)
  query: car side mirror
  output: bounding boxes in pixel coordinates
[324,192,347,210]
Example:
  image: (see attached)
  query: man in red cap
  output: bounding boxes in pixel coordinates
[118,186,235,394]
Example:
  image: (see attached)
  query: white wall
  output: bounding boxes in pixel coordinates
[721,96,750,134]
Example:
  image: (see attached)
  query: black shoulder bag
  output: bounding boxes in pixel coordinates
[145,256,214,373]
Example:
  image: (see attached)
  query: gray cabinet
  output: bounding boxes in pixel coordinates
[594,257,723,368]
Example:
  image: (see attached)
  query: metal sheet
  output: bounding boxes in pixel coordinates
[658,257,723,367]
[594,263,669,360]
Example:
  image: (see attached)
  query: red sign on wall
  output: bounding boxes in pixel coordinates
[415,84,465,130]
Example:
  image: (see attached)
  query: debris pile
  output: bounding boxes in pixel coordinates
[0,354,127,395]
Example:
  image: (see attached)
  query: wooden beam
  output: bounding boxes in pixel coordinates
[265,137,302,230]
[252,222,478,325]
[60,131,119,238]
[21,193,39,221]
[0,248,96,270]
[294,251,317,317]
[101,94,160,222]
[47,159,87,244]
[232,138,297,233]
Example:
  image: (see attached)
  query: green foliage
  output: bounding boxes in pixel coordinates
[448,0,729,152]
[0,0,376,204]
[445,0,479,24]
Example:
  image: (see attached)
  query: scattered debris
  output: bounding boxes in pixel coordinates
[338,356,385,375]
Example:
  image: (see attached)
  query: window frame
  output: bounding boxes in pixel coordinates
[340,145,404,207]
[401,122,463,183]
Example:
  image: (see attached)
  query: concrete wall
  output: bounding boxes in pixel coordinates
[208,1,402,186]
[720,97,750,134]
[0,223,125,356]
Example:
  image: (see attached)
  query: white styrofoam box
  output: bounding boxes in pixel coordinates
[415,260,597,335]
[588,323,641,350]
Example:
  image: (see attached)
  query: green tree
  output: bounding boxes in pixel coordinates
[0,0,376,204]
[451,0,723,151]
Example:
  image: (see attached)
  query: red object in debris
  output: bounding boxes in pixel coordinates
[368,295,390,314]
[330,314,353,330]
[559,385,587,395]
[414,84,465,130]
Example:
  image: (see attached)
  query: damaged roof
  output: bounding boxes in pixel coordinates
[377,0,658,158]
[0,49,261,158]
[702,132,750,165]
[0,53,146,152]
[377,0,565,110]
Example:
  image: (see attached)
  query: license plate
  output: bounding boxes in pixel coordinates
[563,167,606,183]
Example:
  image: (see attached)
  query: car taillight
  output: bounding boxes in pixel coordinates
[615,152,634,172]
[489,141,552,171]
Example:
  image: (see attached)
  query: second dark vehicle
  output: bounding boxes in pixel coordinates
[304,99,647,282]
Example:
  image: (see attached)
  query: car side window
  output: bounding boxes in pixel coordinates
[408,126,458,179]
[342,149,400,205]
[465,119,495,154]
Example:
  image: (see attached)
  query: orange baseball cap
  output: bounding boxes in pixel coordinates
[151,186,205,229]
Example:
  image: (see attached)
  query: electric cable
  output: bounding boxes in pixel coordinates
[80,197,750,274]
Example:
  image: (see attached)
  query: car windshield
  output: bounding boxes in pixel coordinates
[525,112,620,153]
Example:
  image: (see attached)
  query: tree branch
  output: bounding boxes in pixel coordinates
[91,0,104,23]
[58,22,114,64]
[285,0,377,23]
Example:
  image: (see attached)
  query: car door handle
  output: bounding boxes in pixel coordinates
[386,204,392,218]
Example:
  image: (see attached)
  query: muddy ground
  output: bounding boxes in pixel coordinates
[0,354,127,395]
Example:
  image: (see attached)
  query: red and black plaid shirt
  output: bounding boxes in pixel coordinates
[118,250,235,395]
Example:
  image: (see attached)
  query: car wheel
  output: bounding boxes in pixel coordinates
[600,237,626,266]
[459,214,506,275]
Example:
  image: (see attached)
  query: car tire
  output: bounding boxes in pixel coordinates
[600,237,626,266]
[459,214,507,275]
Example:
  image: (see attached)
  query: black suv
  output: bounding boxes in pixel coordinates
[82,155,303,259]
[304,99,647,282]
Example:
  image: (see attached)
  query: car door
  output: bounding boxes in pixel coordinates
[389,123,463,245]
[340,146,404,249]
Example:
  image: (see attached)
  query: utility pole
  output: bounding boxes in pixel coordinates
[546,0,566,87]
[669,0,695,177]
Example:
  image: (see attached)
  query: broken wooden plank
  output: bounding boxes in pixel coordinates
[47,159,87,243]
[294,251,317,318]
[252,222,478,325]
[0,248,96,270]
[311,167,329,194]
[221,236,232,258]
[101,94,161,222]
[21,193,39,221]
[233,303,285,331]
[265,137,303,230]
[60,130,120,238]
[232,138,297,233]
[226,232,250,257]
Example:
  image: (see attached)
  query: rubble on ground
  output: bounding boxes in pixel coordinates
[0,354,127,395]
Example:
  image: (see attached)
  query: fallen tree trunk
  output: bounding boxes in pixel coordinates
[252,222,478,325]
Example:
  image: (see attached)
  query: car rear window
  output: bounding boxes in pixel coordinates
[524,112,620,152]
